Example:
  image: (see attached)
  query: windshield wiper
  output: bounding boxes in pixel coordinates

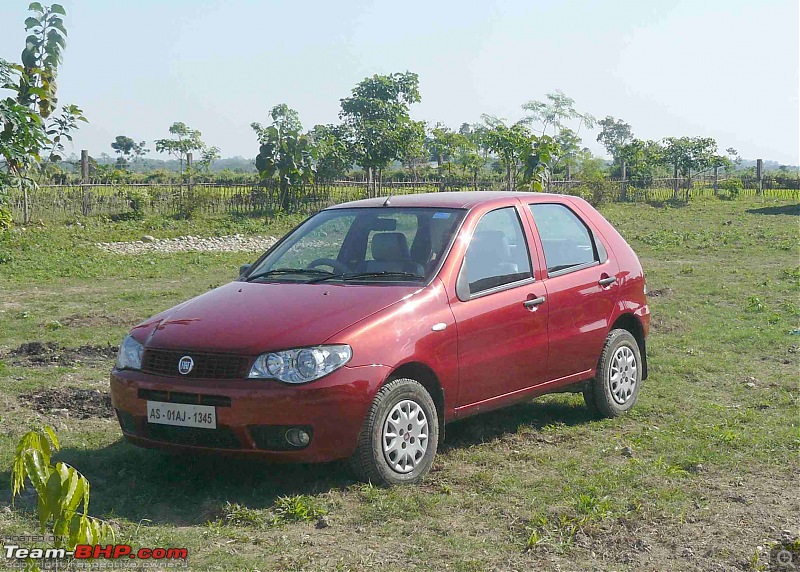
[307,271,425,283]
[244,268,333,282]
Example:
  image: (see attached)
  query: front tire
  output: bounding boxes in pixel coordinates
[348,378,439,486]
[584,329,642,418]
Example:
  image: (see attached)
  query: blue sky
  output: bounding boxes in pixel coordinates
[1,0,797,164]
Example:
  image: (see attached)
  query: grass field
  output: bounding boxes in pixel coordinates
[0,196,798,571]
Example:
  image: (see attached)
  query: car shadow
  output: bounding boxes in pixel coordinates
[746,204,799,216]
[0,397,594,526]
[441,397,594,452]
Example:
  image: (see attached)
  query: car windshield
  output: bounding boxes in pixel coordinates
[246,207,466,284]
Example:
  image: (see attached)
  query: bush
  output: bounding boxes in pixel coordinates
[126,187,151,219]
[719,178,743,200]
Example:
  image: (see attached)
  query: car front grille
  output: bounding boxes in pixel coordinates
[137,389,232,407]
[141,349,250,379]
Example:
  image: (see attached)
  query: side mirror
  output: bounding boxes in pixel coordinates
[239,263,252,277]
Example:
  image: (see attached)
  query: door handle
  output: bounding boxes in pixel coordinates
[598,276,616,286]
[523,296,546,309]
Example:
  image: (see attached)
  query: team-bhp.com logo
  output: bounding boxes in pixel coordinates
[178,356,194,375]
[4,543,188,562]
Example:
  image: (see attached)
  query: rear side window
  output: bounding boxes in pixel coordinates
[461,207,532,296]
[529,204,599,274]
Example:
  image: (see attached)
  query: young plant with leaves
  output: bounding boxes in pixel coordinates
[11,426,114,570]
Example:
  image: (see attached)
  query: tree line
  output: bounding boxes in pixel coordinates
[105,74,746,210]
[0,3,790,226]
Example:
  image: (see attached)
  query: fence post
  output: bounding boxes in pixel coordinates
[566,165,571,181]
[80,150,90,216]
[673,165,679,201]
[620,160,627,202]
[22,181,30,226]
[756,159,763,195]
[186,152,194,217]
[713,166,719,195]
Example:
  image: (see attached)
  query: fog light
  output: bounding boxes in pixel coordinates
[285,428,310,448]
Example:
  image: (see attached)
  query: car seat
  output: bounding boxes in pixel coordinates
[358,232,425,276]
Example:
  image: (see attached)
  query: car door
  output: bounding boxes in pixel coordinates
[525,202,619,382]
[450,204,549,409]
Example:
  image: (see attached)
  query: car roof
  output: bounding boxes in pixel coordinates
[327,191,575,210]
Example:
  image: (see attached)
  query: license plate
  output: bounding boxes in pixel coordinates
[146,401,216,429]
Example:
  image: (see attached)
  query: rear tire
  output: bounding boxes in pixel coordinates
[584,329,642,418]
[348,378,439,486]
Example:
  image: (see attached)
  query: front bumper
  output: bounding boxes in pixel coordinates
[110,363,390,463]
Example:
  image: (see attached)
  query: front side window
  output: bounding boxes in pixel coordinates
[529,203,597,274]
[460,207,532,296]
[247,207,466,284]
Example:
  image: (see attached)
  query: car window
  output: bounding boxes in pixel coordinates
[276,215,355,269]
[461,207,532,296]
[529,203,597,274]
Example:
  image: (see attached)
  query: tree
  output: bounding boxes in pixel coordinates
[340,72,423,196]
[596,116,634,163]
[520,135,556,191]
[198,145,220,172]
[455,131,485,191]
[309,124,352,180]
[724,147,742,173]
[662,136,718,199]
[426,123,462,174]
[617,139,664,181]
[111,135,149,169]
[398,125,426,182]
[154,122,204,172]
[0,3,85,226]
[662,136,718,178]
[521,90,594,174]
[480,116,531,191]
[252,104,315,211]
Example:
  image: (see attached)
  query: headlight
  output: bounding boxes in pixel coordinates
[248,345,352,384]
[116,335,144,370]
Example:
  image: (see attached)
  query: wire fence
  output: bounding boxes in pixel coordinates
[7,175,799,223]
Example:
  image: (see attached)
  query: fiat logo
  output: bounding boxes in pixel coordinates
[178,356,194,375]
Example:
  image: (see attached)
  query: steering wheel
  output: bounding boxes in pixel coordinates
[307,258,351,274]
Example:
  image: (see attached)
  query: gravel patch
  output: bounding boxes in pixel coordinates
[96,234,278,255]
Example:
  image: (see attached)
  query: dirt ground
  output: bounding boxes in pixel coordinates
[18,387,114,419]
[7,341,118,367]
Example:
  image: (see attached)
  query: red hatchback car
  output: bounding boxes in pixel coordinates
[111,192,649,485]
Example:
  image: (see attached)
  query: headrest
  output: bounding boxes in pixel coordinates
[468,230,511,260]
[371,232,410,261]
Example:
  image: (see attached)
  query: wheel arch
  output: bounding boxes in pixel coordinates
[385,362,446,441]
[610,313,648,379]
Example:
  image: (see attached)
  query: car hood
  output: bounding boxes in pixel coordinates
[132,281,421,355]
